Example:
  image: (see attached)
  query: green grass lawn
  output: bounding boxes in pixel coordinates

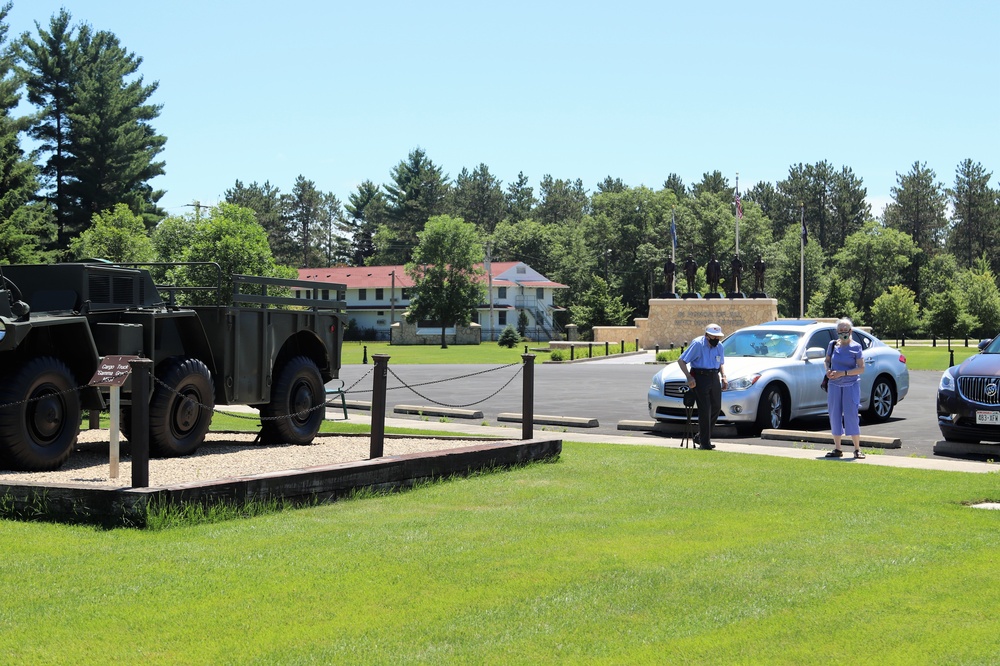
[342,339,979,371]
[2,443,1000,664]
[341,340,643,365]
[890,344,979,371]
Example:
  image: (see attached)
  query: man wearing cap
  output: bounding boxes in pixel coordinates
[677,323,728,450]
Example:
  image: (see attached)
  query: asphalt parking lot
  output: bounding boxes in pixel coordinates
[336,357,959,460]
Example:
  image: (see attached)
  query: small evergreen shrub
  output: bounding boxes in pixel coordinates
[549,349,565,361]
[497,325,521,348]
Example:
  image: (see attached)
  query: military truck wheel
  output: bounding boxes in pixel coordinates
[261,356,324,445]
[148,357,215,457]
[0,357,80,471]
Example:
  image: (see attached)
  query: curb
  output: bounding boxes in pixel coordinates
[393,404,484,420]
[497,413,599,428]
[933,440,1000,457]
[761,429,901,449]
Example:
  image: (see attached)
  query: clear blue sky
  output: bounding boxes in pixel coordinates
[7,1,998,218]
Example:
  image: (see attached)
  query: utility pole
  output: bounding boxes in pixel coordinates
[390,269,396,329]
[485,242,494,342]
[184,201,205,222]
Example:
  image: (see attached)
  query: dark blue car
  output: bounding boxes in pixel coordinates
[937,338,1000,443]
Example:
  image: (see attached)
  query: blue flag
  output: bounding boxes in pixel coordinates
[670,211,677,251]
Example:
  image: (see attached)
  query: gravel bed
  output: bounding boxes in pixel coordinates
[0,430,506,489]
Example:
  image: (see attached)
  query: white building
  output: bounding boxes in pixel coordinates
[297,261,567,341]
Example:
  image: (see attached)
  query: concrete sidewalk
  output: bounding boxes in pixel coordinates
[331,409,1000,475]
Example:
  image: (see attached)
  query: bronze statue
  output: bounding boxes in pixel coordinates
[663,258,676,294]
[683,255,698,293]
[753,256,766,293]
[706,256,722,294]
[730,254,744,293]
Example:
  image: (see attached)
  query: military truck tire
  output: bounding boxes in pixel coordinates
[147,357,215,457]
[0,357,80,471]
[261,356,325,445]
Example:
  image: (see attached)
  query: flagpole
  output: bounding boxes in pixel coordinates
[799,203,805,318]
[670,207,677,294]
[735,172,740,257]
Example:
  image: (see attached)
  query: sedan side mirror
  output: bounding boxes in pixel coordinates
[979,339,992,351]
[804,347,826,360]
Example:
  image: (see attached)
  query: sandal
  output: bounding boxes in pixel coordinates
[825,449,843,458]
[854,450,866,459]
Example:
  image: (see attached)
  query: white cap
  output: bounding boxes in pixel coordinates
[705,323,723,337]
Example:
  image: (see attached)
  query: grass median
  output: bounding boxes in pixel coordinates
[2,442,999,663]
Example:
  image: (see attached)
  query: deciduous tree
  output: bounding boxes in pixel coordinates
[69,202,153,262]
[870,285,918,345]
[405,215,484,348]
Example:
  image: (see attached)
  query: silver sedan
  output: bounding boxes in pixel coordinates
[647,320,910,435]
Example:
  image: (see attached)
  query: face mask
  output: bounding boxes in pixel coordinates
[838,332,850,340]
[708,337,720,347]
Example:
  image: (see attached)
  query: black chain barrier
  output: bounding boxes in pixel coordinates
[0,361,523,419]
[384,363,523,408]
[345,363,520,395]
[0,385,89,411]
[0,379,336,424]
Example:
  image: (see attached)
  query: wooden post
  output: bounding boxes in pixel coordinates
[521,354,535,440]
[370,354,390,458]
[128,358,153,488]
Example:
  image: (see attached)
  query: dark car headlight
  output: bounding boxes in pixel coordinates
[938,368,956,392]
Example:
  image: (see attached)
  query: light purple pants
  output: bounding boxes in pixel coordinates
[827,381,861,436]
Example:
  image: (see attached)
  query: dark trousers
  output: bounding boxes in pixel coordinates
[693,371,722,446]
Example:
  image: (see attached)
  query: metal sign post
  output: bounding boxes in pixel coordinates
[88,355,140,479]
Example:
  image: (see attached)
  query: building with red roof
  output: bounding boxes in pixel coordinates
[297,261,567,341]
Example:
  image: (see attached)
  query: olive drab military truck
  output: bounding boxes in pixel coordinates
[0,261,346,472]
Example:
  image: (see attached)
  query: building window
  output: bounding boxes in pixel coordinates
[498,287,507,299]
[498,311,507,326]
[375,288,384,300]
[536,288,544,300]
[516,265,526,274]
[322,289,330,300]
[401,288,409,300]
[358,289,367,301]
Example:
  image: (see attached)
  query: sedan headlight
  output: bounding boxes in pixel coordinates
[725,373,761,391]
[939,367,956,392]
[650,374,662,391]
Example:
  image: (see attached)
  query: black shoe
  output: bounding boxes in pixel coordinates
[825,449,843,458]
[699,443,715,450]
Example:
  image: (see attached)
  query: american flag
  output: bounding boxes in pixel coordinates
[735,190,743,219]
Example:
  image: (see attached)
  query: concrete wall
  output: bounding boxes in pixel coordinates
[593,298,779,349]
[391,320,482,345]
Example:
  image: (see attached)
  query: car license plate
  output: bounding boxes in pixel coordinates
[976,411,1000,425]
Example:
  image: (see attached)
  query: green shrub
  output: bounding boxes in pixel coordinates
[497,325,521,348]
[549,349,565,361]
[656,349,682,363]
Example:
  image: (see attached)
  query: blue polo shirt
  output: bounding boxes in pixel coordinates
[680,335,725,370]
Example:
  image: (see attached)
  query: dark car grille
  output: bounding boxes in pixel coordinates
[958,376,1000,405]
[663,381,690,398]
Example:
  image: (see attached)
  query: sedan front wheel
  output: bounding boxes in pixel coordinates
[755,385,787,432]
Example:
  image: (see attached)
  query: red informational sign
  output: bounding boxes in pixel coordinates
[88,355,140,387]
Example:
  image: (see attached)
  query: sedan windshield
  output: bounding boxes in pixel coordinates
[722,330,803,358]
